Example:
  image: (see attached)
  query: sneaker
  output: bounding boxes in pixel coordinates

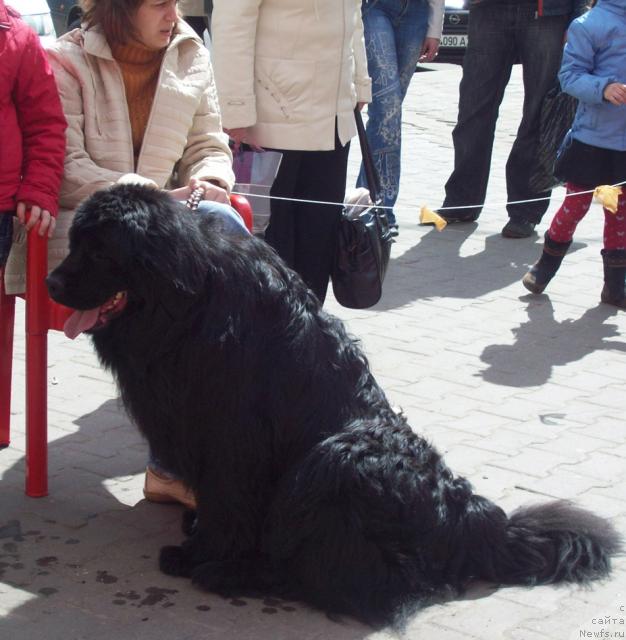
[143,466,197,509]
[389,223,399,237]
[502,219,536,238]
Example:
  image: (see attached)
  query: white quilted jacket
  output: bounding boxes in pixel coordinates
[211,0,372,151]
[4,20,233,294]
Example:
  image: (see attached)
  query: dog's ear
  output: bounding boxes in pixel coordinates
[73,185,215,299]
[124,193,213,297]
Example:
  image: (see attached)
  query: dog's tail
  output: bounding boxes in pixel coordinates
[463,496,622,586]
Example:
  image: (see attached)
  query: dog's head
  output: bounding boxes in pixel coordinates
[47,184,214,339]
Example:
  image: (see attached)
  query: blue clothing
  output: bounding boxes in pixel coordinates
[559,0,626,152]
[356,0,430,225]
[0,213,12,268]
[194,200,250,237]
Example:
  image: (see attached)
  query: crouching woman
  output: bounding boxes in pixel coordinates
[4,0,248,507]
[4,0,243,295]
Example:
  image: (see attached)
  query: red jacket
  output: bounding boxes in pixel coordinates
[0,1,66,216]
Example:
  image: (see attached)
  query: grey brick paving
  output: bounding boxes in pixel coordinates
[1,63,625,639]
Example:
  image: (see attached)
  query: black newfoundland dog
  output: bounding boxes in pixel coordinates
[47,184,620,627]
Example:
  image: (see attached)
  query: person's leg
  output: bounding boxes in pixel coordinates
[600,190,626,308]
[395,0,430,102]
[293,134,351,304]
[144,457,197,509]
[547,184,594,243]
[441,3,517,221]
[264,150,303,271]
[356,0,402,225]
[356,0,430,226]
[194,200,249,237]
[522,184,592,293]
[505,10,569,230]
[0,214,13,269]
[392,0,430,223]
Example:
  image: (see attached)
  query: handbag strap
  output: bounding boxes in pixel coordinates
[354,108,382,204]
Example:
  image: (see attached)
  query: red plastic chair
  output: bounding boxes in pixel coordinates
[0,194,253,497]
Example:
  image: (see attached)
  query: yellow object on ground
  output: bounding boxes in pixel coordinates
[420,206,448,231]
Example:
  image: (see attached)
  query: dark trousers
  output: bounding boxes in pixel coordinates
[264,131,350,304]
[442,3,568,223]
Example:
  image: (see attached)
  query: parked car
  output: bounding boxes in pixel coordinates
[45,0,82,36]
[437,0,469,65]
[9,0,57,46]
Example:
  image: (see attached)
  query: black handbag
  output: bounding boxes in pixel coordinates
[529,84,578,193]
[331,109,394,309]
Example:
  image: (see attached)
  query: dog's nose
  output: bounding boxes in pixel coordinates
[46,273,64,300]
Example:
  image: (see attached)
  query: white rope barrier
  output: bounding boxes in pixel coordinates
[232,180,626,214]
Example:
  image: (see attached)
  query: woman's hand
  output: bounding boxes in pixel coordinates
[224,127,262,153]
[16,202,56,238]
[419,37,440,63]
[189,178,230,205]
[167,179,229,205]
[604,83,626,106]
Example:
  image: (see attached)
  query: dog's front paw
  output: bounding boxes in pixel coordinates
[159,544,193,577]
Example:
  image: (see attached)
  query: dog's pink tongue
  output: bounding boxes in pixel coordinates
[63,308,100,340]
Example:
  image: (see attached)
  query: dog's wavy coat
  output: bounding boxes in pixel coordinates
[47,185,621,627]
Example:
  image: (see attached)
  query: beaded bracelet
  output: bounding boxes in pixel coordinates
[185,187,204,211]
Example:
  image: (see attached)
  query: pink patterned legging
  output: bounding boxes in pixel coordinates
[548,183,626,250]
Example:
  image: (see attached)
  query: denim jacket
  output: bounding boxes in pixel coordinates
[559,0,626,151]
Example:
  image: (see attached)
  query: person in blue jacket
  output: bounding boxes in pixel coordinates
[438,0,587,238]
[522,0,626,308]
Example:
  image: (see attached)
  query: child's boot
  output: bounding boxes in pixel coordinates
[601,249,626,309]
[522,232,572,294]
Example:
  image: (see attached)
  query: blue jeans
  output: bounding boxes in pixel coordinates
[0,213,13,268]
[194,200,249,237]
[442,3,569,223]
[356,0,430,225]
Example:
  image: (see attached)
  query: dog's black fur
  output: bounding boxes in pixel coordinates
[47,185,621,627]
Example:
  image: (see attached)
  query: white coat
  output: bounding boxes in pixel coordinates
[211,0,372,151]
[178,0,208,17]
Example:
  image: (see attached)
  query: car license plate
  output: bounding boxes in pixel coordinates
[441,35,468,48]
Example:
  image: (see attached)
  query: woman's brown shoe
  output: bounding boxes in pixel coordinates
[143,466,197,509]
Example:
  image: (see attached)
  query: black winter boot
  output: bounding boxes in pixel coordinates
[522,232,572,294]
[601,249,626,309]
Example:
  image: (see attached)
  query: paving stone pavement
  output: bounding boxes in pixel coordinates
[2,63,625,640]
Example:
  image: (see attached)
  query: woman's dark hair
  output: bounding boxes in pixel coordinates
[79,0,145,44]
